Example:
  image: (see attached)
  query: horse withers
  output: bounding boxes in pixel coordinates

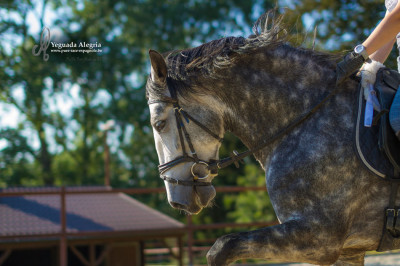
[145,14,392,266]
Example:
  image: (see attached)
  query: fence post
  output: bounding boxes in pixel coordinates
[187,215,194,266]
[178,236,183,266]
[60,186,67,266]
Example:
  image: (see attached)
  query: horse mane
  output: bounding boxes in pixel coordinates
[147,10,340,100]
[165,11,287,81]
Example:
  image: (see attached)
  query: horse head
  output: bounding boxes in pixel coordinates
[146,50,226,214]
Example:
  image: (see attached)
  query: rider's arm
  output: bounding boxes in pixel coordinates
[369,38,396,63]
[363,3,400,57]
[368,11,396,63]
[336,2,400,84]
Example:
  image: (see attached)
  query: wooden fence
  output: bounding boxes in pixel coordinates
[0,186,278,266]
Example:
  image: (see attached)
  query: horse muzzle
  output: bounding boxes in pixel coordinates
[166,182,216,214]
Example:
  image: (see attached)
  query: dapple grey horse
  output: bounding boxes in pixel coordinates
[146,14,391,265]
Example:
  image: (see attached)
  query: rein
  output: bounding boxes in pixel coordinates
[208,82,342,172]
[150,79,342,187]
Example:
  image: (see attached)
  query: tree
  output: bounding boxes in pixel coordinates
[4,1,394,264]
[0,0,274,209]
[0,0,67,185]
[285,0,399,68]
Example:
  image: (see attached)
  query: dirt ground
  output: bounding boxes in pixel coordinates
[363,253,400,265]
[269,252,400,266]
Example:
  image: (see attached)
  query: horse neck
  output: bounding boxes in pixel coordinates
[211,45,340,164]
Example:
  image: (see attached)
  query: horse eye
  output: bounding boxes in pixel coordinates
[155,120,166,132]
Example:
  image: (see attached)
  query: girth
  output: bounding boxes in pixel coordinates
[366,67,400,252]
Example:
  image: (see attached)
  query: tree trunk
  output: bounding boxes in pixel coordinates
[38,124,53,185]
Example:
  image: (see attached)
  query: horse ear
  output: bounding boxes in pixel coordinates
[149,50,167,85]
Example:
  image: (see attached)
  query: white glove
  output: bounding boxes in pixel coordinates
[360,60,385,101]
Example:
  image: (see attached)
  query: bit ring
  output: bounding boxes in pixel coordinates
[191,161,210,180]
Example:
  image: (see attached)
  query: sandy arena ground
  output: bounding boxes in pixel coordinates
[268,252,400,266]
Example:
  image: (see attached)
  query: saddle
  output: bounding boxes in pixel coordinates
[354,67,400,251]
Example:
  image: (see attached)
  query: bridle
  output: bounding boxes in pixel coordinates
[149,78,342,187]
[148,81,224,187]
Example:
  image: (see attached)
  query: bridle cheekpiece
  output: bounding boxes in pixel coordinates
[148,84,223,187]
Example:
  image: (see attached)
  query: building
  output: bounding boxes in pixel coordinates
[0,186,185,266]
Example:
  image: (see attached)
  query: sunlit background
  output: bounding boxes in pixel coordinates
[0,0,393,265]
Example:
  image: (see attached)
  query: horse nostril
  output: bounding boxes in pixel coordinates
[170,202,187,210]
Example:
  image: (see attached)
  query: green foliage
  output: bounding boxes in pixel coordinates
[0,0,276,227]
[227,164,276,223]
[0,128,40,186]
[285,0,399,68]
[289,0,385,47]
[1,2,400,261]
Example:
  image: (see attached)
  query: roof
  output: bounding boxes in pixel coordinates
[0,186,184,241]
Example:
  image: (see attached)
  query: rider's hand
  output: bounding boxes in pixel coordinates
[336,51,368,85]
[360,60,385,100]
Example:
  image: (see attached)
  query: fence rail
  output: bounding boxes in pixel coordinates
[0,186,276,266]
